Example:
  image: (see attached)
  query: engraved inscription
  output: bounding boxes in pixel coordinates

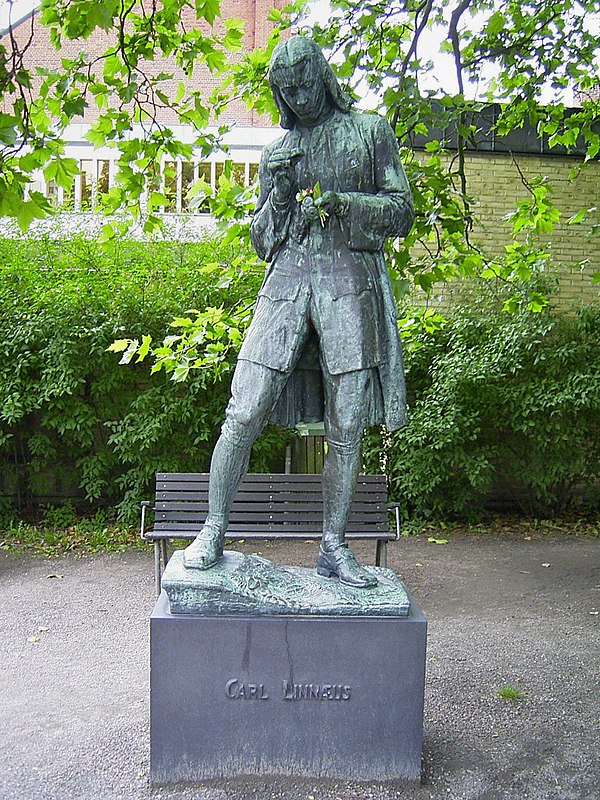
[225,678,269,700]
[282,680,351,701]
[224,678,352,701]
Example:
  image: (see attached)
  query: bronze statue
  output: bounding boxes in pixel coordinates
[183,36,414,588]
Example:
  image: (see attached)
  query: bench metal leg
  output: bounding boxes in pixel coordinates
[161,539,169,569]
[154,542,162,596]
[154,540,171,596]
[376,539,387,568]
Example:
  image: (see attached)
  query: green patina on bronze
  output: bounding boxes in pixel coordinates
[181,37,414,589]
[163,551,411,616]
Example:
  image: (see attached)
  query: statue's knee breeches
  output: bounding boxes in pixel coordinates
[326,430,363,457]
[323,368,372,454]
[220,359,289,446]
[219,412,263,449]
[206,361,289,525]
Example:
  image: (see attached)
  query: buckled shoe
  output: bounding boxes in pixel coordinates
[316,545,377,588]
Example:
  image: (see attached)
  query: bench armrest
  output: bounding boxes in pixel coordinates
[387,503,402,540]
[140,500,154,541]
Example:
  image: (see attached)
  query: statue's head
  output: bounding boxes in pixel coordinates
[269,36,351,129]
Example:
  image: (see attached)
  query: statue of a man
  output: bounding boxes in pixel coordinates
[183,36,414,587]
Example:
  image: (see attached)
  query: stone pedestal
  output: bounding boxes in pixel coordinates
[150,564,427,785]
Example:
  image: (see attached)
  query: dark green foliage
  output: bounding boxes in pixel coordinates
[3,236,599,525]
[0,235,287,521]
[364,283,600,519]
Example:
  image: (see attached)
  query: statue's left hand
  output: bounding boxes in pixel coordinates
[300,196,320,222]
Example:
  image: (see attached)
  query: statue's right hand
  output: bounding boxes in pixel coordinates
[268,147,303,204]
[268,147,304,173]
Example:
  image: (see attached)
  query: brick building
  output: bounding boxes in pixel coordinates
[458,152,598,309]
[2,1,285,211]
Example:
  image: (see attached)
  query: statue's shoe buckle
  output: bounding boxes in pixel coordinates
[316,545,377,588]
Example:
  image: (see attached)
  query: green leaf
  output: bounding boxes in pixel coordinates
[486,12,506,36]
[503,297,520,314]
[195,0,221,26]
[107,339,131,353]
[136,335,153,361]
[0,113,18,145]
[567,209,587,225]
[15,70,32,88]
[527,293,549,313]
[119,342,139,365]
[172,364,191,382]
[148,191,169,210]
[43,158,79,190]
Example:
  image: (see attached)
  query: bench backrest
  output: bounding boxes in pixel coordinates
[153,472,390,540]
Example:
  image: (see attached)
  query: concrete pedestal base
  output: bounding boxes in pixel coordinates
[150,592,427,784]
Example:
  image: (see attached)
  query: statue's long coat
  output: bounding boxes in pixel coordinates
[240,109,414,432]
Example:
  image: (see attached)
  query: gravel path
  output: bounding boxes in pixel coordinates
[1,534,598,800]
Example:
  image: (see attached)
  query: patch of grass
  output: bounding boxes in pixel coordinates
[497,684,525,701]
[0,508,143,557]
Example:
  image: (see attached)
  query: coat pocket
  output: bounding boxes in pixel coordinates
[258,272,301,302]
[328,270,373,300]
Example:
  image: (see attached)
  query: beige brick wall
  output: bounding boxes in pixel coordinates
[416,151,599,310]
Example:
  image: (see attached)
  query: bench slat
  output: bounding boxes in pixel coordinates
[156,480,383,488]
[148,527,390,539]
[156,472,383,483]
[155,521,387,531]
[156,486,387,503]
[155,484,384,495]
[156,501,387,519]
[155,516,387,528]
[155,478,383,491]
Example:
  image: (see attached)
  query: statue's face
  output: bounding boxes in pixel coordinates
[276,56,328,125]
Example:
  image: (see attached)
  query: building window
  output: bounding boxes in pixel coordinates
[45,179,59,205]
[215,161,247,187]
[97,160,110,197]
[80,159,94,208]
[181,161,195,211]
[163,161,178,212]
[193,162,212,213]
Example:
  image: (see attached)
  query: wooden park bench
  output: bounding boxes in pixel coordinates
[141,472,401,594]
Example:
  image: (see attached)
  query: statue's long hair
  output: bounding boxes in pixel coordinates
[268,37,352,129]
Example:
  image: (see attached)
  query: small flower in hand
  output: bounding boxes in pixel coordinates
[296,181,329,227]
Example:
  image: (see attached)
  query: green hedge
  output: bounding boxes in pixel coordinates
[364,285,600,518]
[2,237,598,524]
[0,235,288,520]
